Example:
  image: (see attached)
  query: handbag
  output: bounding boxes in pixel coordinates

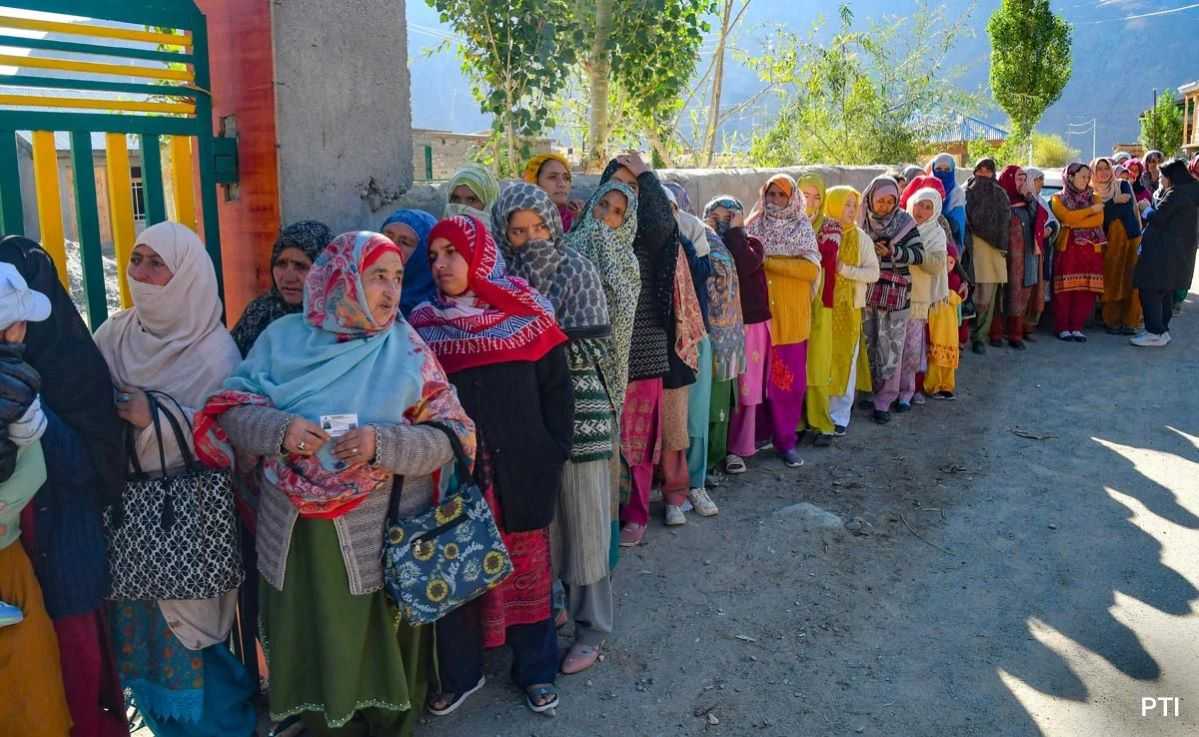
[865,269,912,312]
[102,390,243,601]
[383,422,512,625]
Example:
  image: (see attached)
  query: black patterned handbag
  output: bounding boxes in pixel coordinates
[102,390,243,601]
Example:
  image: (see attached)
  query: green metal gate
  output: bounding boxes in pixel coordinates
[0,0,233,327]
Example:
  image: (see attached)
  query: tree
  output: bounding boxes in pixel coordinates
[427,0,579,176]
[745,3,980,166]
[987,0,1071,147]
[700,0,752,167]
[1031,132,1078,167]
[1140,90,1184,156]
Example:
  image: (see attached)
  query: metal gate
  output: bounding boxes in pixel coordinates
[0,0,234,327]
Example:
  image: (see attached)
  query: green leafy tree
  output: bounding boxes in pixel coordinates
[1031,131,1078,167]
[987,0,1071,147]
[1140,90,1184,156]
[426,0,579,175]
[745,3,980,166]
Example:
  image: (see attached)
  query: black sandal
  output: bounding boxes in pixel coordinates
[428,675,486,716]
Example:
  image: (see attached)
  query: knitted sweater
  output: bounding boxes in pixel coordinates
[218,404,453,595]
[725,228,771,325]
[764,256,821,346]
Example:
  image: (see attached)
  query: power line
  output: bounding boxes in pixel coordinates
[1075,2,1199,24]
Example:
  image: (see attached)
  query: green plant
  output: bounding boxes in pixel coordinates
[987,0,1072,148]
[1031,132,1078,167]
[1140,90,1184,156]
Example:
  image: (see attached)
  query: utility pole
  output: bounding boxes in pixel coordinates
[1066,118,1098,161]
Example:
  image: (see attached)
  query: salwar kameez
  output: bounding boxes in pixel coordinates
[765,341,808,454]
[261,518,425,737]
[685,337,713,489]
[707,378,734,469]
[728,321,771,457]
[619,378,664,527]
[898,318,925,404]
[924,293,961,395]
[863,306,910,411]
[803,304,835,435]
[828,340,860,429]
[1101,219,1142,330]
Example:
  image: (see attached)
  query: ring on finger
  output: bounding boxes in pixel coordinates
[298,440,307,451]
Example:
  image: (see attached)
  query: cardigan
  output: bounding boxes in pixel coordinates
[446,344,573,532]
[764,256,821,346]
[627,171,675,381]
[219,404,454,595]
[725,227,770,325]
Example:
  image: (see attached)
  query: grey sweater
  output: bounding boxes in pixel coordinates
[219,405,453,595]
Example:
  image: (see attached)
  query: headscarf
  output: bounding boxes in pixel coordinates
[521,152,571,186]
[859,175,917,244]
[662,181,695,216]
[928,153,966,212]
[445,164,500,222]
[492,182,609,335]
[797,173,830,230]
[973,158,998,176]
[409,215,566,374]
[231,220,332,356]
[900,175,947,210]
[1189,154,1199,180]
[195,231,475,519]
[906,187,948,255]
[799,173,842,305]
[998,165,1028,206]
[94,222,239,409]
[1089,157,1121,203]
[965,166,1012,250]
[0,235,125,506]
[379,208,438,316]
[745,174,820,262]
[703,195,743,220]
[1058,162,1107,250]
[901,165,925,184]
[1112,151,1132,163]
[566,180,640,406]
[698,218,745,381]
[1142,150,1164,192]
[664,185,711,257]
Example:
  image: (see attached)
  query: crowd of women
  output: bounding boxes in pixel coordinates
[1,148,1196,737]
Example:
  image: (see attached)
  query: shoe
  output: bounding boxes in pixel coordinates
[1057,331,1073,342]
[428,675,487,716]
[561,643,601,675]
[664,504,687,526]
[1104,325,1122,335]
[989,338,1004,348]
[1119,326,1138,336]
[937,391,957,401]
[834,424,847,436]
[724,454,747,474]
[1130,332,1168,347]
[779,447,805,468]
[0,601,22,628]
[872,409,891,424]
[1071,331,1087,343]
[1172,304,1183,316]
[813,433,833,447]
[688,488,719,517]
[1009,340,1027,351]
[911,393,927,406]
[1163,331,1172,344]
[971,341,986,355]
[619,523,646,547]
[857,398,875,411]
[894,402,912,413]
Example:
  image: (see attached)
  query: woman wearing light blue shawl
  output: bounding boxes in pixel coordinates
[929,152,967,250]
[380,208,438,316]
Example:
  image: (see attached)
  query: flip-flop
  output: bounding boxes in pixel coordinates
[427,675,486,716]
[561,643,601,675]
[525,683,560,714]
[724,455,747,474]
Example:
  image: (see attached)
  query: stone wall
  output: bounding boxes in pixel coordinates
[411,129,552,182]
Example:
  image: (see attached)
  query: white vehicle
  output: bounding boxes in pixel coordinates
[1037,169,1063,205]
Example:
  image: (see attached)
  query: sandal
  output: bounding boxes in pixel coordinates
[723,454,747,474]
[525,683,560,714]
[561,643,601,675]
[427,675,486,716]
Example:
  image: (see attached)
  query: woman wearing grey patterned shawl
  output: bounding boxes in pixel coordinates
[493,182,616,675]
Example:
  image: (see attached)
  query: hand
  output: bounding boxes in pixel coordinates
[956,284,969,298]
[333,426,377,468]
[616,151,648,177]
[874,242,892,258]
[283,417,329,457]
[731,211,745,228]
[115,386,152,429]
[567,198,584,215]
[1090,203,1104,214]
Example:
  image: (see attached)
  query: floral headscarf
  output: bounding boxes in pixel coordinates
[409,215,566,374]
[699,196,746,380]
[745,174,820,262]
[1060,162,1096,210]
[859,175,917,244]
[492,182,609,335]
[195,230,476,519]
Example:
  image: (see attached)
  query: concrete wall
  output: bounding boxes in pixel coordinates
[271,0,413,235]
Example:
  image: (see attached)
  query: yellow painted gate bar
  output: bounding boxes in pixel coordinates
[30,130,66,288]
[104,133,135,307]
[169,136,196,232]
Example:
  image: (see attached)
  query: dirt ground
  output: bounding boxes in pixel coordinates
[403,287,1199,737]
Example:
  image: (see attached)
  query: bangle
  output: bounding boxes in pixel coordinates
[276,417,292,455]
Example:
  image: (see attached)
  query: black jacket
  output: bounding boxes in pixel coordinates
[1134,166,1199,292]
[0,343,40,481]
[447,344,573,532]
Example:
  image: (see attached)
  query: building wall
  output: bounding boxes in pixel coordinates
[271,0,413,234]
[411,129,553,181]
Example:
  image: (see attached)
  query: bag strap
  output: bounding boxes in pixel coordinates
[145,390,199,473]
[421,421,473,498]
[126,422,147,480]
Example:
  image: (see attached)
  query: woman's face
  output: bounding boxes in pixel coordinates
[505,209,551,248]
[1117,169,1134,182]
[449,185,484,211]
[765,182,790,208]
[1071,166,1092,190]
[129,243,173,286]
[362,250,403,325]
[272,246,313,306]
[974,166,995,179]
[593,190,628,230]
[428,237,469,297]
[1015,171,1028,191]
[799,184,822,219]
[1147,157,1161,175]
[610,166,639,193]
[911,199,935,224]
[839,195,859,224]
[1094,160,1112,183]
[1161,174,1173,190]
[947,253,957,272]
[536,159,572,206]
[382,222,420,263]
[1032,176,1044,194]
[870,193,897,218]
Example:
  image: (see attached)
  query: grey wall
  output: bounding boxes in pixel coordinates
[272,0,413,234]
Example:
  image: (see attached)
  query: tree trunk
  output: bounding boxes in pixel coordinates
[585,0,614,173]
[703,0,734,167]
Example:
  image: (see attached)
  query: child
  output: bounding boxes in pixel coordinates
[927,244,964,399]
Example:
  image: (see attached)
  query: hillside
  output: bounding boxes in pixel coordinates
[407,0,1199,158]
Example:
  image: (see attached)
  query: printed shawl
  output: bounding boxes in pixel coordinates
[1057,162,1107,251]
[965,171,1012,250]
[409,215,567,374]
[492,182,610,336]
[745,174,821,262]
[860,175,917,244]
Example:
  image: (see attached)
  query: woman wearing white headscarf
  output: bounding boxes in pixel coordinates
[903,188,948,405]
[95,222,255,737]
